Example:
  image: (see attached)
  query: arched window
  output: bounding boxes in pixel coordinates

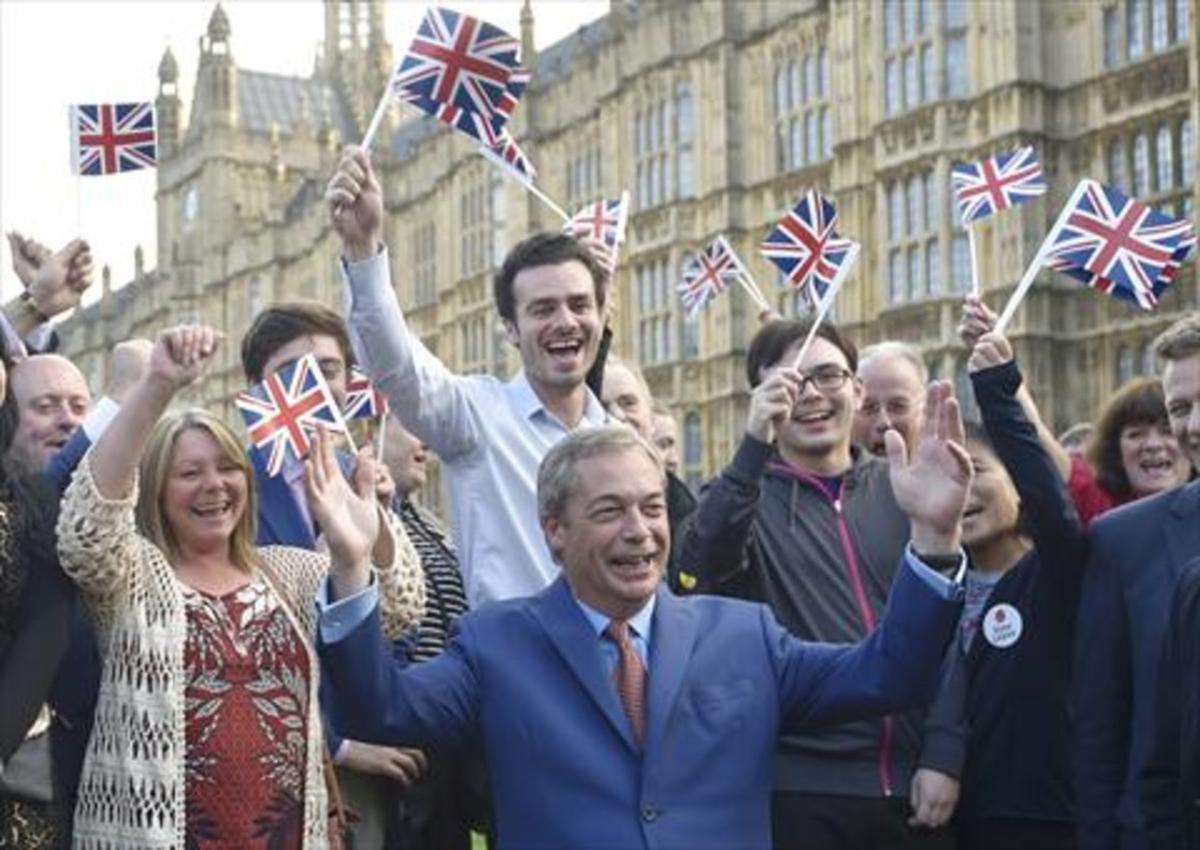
[820,107,833,159]
[789,60,802,109]
[1107,138,1127,189]
[1132,133,1150,195]
[790,118,804,168]
[773,66,787,116]
[1116,344,1135,387]
[1180,119,1194,186]
[683,412,703,490]
[1155,123,1173,190]
[1140,339,1157,376]
[818,48,829,97]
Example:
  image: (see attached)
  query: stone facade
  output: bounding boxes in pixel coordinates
[59,0,1198,493]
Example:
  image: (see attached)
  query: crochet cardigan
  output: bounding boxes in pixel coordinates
[56,453,426,850]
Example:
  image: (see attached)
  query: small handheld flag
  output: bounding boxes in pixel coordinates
[760,190,855,301]
[344,367,391,420]
[480,133,537,186]
[70,103,157,176]
[563,195,630,248]
[236,353,349,477]
[1043,180,1193,310]
[389,7,526,146]
[679,237,741,315]
[951,145,1046,226]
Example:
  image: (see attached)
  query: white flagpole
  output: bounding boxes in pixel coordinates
[721,240,773,312]
[478,144,570,222]
[967,222,980,295]
[994,179,1088,335]
[790,242,861,371]
[360,87,392,151]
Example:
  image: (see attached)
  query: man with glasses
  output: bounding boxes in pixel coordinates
[676,318,960,850]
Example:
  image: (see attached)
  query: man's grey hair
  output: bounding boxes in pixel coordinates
[858,340,929,384]
[606,356,652,401]
[537,425,664,522]
[1153,313,1200,363]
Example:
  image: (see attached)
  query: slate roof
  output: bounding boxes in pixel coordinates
[186,69,358,142]
[532,16,613,89]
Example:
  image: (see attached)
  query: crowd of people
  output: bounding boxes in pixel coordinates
[0,143,1197,850]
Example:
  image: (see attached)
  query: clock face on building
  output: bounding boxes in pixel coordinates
[183,185,199,225]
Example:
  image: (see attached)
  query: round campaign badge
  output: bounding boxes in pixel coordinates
[982,603,1023,649]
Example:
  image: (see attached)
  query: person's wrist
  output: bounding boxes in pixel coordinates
[910,522,961,559]
[343,236,380,263]
[19,292,50,323]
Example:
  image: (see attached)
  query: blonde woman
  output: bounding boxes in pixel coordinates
[56,325,425,849]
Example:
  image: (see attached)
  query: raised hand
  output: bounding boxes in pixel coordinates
[105,339,153,404]
[957,293,998,349]
[885,381,972,556]
[746,369,800,445]
[6,231,52,288]
[967,331,1014,374]
[27,238,94,319]
[147,325,219,392]
[304,426,379,584]
[326,145,383,262]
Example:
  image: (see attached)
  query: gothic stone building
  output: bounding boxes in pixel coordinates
[60,0,1199,494]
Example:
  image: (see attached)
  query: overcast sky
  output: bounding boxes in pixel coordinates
[0,0,607,304]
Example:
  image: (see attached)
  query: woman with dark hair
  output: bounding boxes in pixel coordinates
[0,334,72,849]
[926,330,1086,849]
[1070,377,1192,525]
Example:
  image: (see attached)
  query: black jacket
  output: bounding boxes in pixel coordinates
[940,359,1087,824]
[673,437,959,797]
[1141,555,1200,850]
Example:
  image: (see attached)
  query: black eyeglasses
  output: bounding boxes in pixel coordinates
[797,366,853,395]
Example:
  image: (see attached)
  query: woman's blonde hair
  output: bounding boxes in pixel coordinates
[136,408,259,571]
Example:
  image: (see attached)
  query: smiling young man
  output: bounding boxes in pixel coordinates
[316,419,970,850]
[326,145,609,606]
[676,318,962,850]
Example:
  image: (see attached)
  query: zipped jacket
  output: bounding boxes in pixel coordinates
[673,438,962,797]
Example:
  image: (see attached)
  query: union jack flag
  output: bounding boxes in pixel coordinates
[344,367,390,420]
[951,145,1047,225]
[392,7,525,145]
[760,190,856,299]
[563,195,630,247]
[70,103,157,176]
[679,236,742,315]
[236,354,348,477]
[480,133,536,185]
[1043,179,1194,310]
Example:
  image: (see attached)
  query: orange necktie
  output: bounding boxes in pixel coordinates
[605,619,647,746]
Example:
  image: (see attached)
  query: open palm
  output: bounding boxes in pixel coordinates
[305,426,379,573]
[886,381,972,547]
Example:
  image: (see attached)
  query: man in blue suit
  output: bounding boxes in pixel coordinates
[316,380,972,850]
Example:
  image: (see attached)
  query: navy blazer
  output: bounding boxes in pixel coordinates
[1074,479,1200,850]
[321,561,961,850]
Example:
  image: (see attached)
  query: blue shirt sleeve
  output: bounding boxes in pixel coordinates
[315,577,379,644]
[905,545,967,601]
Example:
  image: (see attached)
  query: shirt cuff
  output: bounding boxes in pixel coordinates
[905,544,967,601]
[340,247,391,310]
[0,310,28,360]
[81,397,121,443]
[316,575,379,644]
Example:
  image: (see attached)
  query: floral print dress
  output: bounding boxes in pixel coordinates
[182,579,309,849]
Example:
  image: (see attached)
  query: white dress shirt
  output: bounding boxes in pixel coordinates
[342,248,609,606]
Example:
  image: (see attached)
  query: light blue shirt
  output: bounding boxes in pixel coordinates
[342,249,609,606]
[573,593,655,675]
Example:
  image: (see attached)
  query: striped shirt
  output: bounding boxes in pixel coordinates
[393,498,469,662]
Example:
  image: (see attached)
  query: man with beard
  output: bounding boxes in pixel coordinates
[675,318,961,849]
[326,146,611,606]
[1075,312,1200,850]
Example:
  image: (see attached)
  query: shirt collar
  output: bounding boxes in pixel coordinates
[572,590,656,645]
[510,370,609,427]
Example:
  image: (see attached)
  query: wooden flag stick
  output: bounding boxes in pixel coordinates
[994,180,1088,334]
[790,242,861,371]
[967,222,980,296]
[722,242,773,312]
[525,180,571,222]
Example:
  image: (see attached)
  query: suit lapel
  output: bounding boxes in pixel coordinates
[533,578,639,753]
[251,450,316,548]
[1165,481,1200,578]
[645,586,698,757]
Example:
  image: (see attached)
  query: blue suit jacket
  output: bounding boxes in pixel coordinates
[252,448,318,548]
[321,560,960,850]
[1073,479,1200,850]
